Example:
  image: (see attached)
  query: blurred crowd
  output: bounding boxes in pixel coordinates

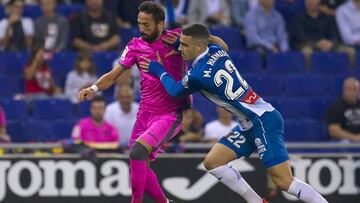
[1,0,360,153]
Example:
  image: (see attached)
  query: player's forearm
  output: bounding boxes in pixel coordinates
[160,73,188,97]
[209,35,228,51]
[148,61,188,97]
[94,64,125,91]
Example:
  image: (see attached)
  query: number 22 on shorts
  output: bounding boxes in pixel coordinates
[226,131,246,148]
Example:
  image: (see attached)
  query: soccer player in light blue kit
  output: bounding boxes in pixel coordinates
[140,24,328,203]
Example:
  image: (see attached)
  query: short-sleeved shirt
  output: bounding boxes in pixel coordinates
[204,120,237,141]
[24,65,53,94]
[119,28,188,114]
[72,117,120,148]
[0,18,34,38]
[72,10,118,46]
[326,97,360,134]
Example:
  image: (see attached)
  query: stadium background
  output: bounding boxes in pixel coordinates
[0,0,359,202]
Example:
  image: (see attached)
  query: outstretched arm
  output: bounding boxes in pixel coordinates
[139,55,198,97]
[77,63,126,102]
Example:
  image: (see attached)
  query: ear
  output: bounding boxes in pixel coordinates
[158,21,165,29]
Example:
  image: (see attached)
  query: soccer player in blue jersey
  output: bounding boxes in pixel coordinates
[140,24,328,203]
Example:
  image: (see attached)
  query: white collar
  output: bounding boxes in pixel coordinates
[192,47,209,67]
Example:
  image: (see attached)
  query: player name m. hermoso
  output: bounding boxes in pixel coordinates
[206,50,229,66]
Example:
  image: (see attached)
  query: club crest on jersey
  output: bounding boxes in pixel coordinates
[120,46,128,61]
[182,75,189,88]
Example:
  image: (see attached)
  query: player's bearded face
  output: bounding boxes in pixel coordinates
[138,12,163,42]
[141,26,160,42]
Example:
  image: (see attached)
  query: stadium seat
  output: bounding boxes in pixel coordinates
[328,74,348,97]
[48,51,77,76]
[32,99,74,120]
[2,52,29,76]
[51,120,75,141]
[284,74,329,97]
[7,121,28,142]
[76,100,91,118]
[304,97,334,120]
[93,52,119,76]
[276,98,306,119]
[243,73,261,91]
[192,92,217,124]
[256,74,284,97]
[356,53,360,69]
[229,51,262,74]
[0,75,21,97]
[23,5,42,19]
[2,99,28,120]
[0,6,4,19]
[311,52,349,74]
[56,4,84,17]
[209,27,243,50]
[118,27,141,50]
[266,52,305,74]
[48,51,77,87]
[24,120,52,142]
[285,119,326,142]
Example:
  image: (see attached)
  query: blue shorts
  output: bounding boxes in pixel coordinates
[219,110,289,168]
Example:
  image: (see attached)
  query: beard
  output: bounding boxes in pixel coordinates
[141,28,160,42]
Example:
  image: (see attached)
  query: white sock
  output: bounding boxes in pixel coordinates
[209,164,262,203]
[287,178,328,203]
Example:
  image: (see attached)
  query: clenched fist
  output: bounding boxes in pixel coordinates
[77,87,96,102]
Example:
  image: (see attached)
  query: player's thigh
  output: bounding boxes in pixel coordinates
[252,110,289,168]
[140,113,182,160]
[204,126,255,170]
[203,143,238,170]
[267,160,294,191]
[140,113,182,148]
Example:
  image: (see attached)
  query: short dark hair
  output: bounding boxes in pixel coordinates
[91,96,105,104]
[138,1,165,23]
[182,24,210,41]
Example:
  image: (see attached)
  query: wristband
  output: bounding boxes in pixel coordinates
[90,84,99,92]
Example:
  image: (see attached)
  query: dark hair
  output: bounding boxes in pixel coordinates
[74,51,96,76]
[182,24,210,41]
[91,96,105,104]
[138,1,165,23]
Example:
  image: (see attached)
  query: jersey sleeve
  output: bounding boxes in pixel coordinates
[118,40,137,68]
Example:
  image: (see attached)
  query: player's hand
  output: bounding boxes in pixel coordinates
[140,52,165,77]
[162,32,180,45]
[77,87,96,103]
[140,52,163,71]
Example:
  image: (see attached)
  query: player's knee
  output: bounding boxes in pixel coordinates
[272,176,293,191]
[203,157,221,171]
[129,142,149,160]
